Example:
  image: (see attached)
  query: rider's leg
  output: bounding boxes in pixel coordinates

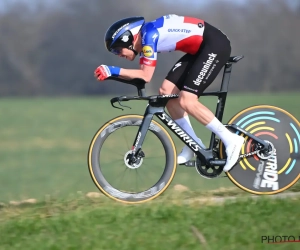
[159,79,206,146]
[178,91,244,171]
[162,54,208,164]
[159,80,206,164]
[178,21,244,172]
[159,79,184,119]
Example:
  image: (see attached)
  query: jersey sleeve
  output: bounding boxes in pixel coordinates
[139,23,159,67]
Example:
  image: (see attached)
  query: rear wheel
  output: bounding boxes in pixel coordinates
[219,105,300,194]
[88,115,177,204]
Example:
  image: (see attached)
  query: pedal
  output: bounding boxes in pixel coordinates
[179,160,196,167]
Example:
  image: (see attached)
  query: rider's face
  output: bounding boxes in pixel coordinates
[116,48,136,61]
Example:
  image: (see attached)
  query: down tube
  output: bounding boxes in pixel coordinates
[155,112,213,161]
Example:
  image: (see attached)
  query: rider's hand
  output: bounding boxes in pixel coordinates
[94,65,121,81]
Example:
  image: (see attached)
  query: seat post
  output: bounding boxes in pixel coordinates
[138,88,146,97]
[219,62,233,92]
[207,62,233,149]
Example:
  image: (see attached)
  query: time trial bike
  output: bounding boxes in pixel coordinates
[88,55,300,204]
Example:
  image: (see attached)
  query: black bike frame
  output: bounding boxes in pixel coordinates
[108,57,269,167]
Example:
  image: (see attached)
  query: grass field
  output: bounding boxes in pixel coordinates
[0,92,300,203]
[1,92,300,249]
[1,195,300,250]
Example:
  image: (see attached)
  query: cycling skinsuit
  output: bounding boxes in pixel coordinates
[139,14,231,96]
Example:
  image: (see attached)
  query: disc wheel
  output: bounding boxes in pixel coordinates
[219,105,300,195]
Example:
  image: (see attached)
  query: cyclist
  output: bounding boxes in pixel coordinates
[94,14,244,172]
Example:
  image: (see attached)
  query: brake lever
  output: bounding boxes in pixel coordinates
[110,96,131,111]
[111,101,124,110]
[118,101,131,110]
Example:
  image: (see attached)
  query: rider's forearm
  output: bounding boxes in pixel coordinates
[119,68,151,82]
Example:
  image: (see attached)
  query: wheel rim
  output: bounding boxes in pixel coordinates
[88,115,177,203]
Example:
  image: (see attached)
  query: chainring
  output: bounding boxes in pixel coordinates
[195,149,224,179]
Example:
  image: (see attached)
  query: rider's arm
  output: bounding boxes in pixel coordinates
[118,23,159,83]
[119,64,156,83]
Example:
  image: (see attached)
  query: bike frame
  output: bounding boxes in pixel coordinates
[108,56,270,167]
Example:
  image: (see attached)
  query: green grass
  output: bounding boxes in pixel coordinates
[0,92,300,202]
[1,195,300,250]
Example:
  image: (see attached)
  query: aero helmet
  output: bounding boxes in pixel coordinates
[104,16,145,55]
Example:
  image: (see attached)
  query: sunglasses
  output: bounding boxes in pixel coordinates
[110,48,122,55]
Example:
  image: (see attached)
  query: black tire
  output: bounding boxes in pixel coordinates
[87,114,177,204]
[219,105,300,195]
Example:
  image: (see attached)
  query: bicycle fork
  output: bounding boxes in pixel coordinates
[127,106,164,165]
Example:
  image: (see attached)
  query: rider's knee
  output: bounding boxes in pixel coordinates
[178,96,191,111]
[159,87,168,95]
[178,94,198,111]
[159,80,179,95]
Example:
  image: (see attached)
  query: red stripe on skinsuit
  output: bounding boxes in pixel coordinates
[183,16,204,25]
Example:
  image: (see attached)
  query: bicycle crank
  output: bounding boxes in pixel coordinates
[256,140,276,160]
[239,140,275,160]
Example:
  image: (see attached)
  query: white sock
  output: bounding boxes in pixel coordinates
[205,117,234,147]
[175,116,206,148]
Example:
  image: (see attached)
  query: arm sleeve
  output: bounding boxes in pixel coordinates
[139,23,159,67]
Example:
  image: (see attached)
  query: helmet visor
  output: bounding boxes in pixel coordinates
[110,48,122,55]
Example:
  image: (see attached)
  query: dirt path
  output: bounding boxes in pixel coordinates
[183,192,300,205]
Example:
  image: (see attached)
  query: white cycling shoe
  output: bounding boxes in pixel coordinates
[177,138,206,164]
[223,135,245,172]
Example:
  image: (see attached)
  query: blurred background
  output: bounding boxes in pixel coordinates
[0,0,300,95]
[0,0,299,203]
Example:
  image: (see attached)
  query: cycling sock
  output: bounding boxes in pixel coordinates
[175,116,206,148]
[205,117,234,147]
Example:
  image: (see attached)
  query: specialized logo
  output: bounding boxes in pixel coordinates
[152,33,158,43]
[134,132,141,148]
[112,23,129,39]
[193,53,217,86]
[142,45,154,57]
[172,62,182,71]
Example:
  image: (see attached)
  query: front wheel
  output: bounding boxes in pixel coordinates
[219,105,300,195]
[88,114,177,204]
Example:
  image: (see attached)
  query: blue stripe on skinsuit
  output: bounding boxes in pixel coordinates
[151,16,164,28]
